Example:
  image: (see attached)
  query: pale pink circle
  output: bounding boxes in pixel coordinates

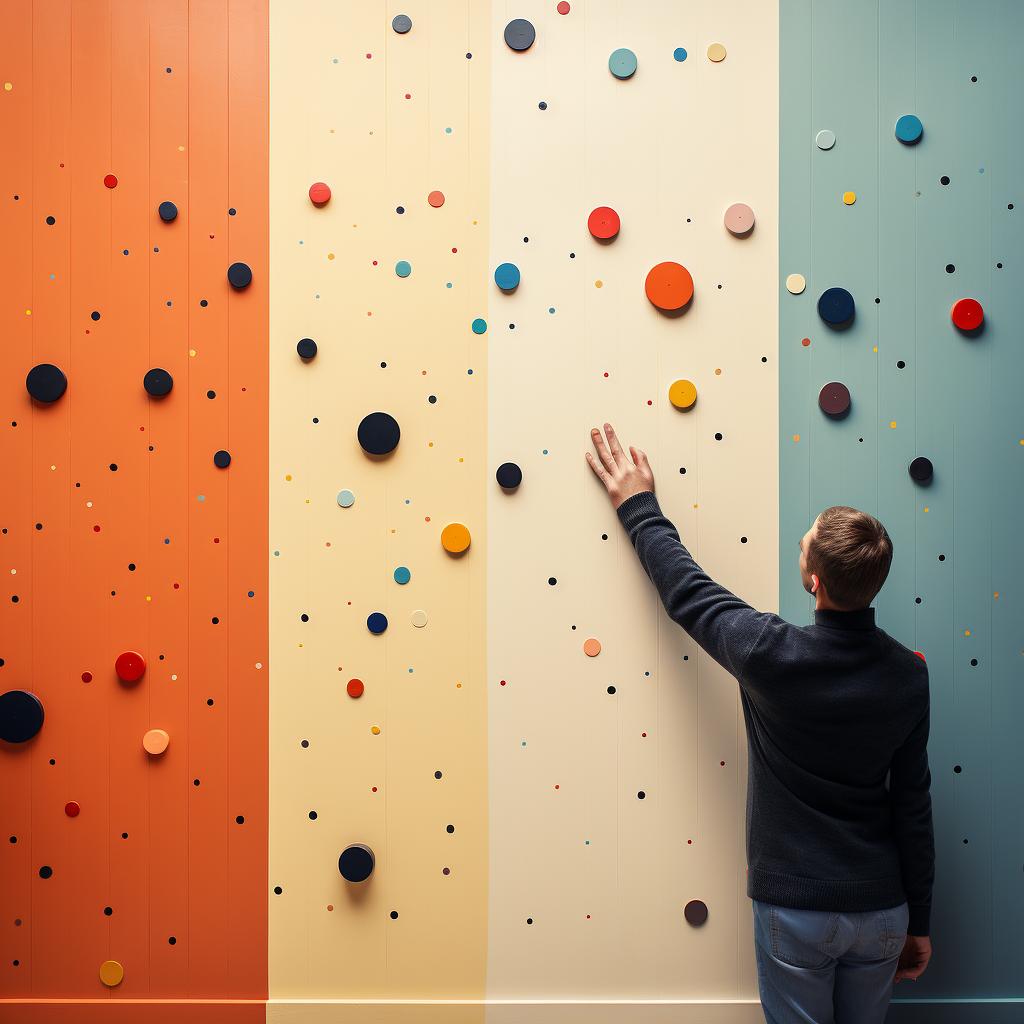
[427,190,445,208]
[724,202,755,236]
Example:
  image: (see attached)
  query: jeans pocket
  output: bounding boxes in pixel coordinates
[769,905,840,970]
[880,903,910,960]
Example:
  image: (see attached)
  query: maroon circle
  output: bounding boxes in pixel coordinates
[818,381,851,416]
[684,899,708,926]
[64,801,81,818]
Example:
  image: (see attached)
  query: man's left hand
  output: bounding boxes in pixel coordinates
[585,422,655,511]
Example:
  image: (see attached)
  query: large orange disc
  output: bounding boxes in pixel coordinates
[645,262,693,311]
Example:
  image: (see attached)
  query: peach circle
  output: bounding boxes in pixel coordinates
[723,202,755,236]
[583,638,602,657]
[143,728,170,755]
[427,190,445,208]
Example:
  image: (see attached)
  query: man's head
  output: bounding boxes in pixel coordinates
[798,505,893,611]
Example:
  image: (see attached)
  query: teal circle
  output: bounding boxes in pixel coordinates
[394,566,411,585]
[337,489,355,508]
[609,48,637,79]
[673,47,687,61]
[494,262,520,291]
[894,114,923,144]
[471,318,488,334]
[395,260,412,278]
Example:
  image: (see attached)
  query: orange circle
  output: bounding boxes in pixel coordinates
[668,379,698,409]
[427,190,445,208]
[583,637,602,657]
[347,678,364,698]
[645,262,693,311]
[143,729,170,755]
[441,523,471,553]
[99,960,124,987]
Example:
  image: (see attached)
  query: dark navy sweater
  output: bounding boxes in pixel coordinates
[616,490,935,936]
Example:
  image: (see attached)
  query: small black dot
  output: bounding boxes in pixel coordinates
[740,537,748,543]
[970,658,978,666]
[167,936,177,945]
[938,554,946,561]
[104,906,113,916]
[390,910,399,919]
[46,216,55,225]
[607,685,616,694]
[228,208,236,216]
[308,810,318,820]
[526,917,534,924]
[109,464,118,472]
[434,770,443,779]
[714,432,723,441]
[940,176,950,185]
[569,252,576,259]
[207,698,214,706]
[761,356,767,362]
[236,815,245,824]
[207,390,216,399]
[897,360,906,369]
[300,613,309,622]
[945,264,955,273]
[679,467,687,474]
[49,758,55,765]
[915,597,922,604]
[301,739,309,748]
[971,75,977,82]
[548,577,557,585]
[122,832,128,839]
[465,52,472,59]
[274,886,283,895]
[996,262,1003,269]
[8,836,16,844]
[538,101,546,110]
[211,616,219,624]
[396,206,405,214]
[200,299,208,307]
[953,765,962,774]
[446,824,455,833]
[39,865,53,879]
[637,791,646,800]
[1009,203,1015,210]
[874,297,880,304]
[90,311,101,321]
[128,563,136,571]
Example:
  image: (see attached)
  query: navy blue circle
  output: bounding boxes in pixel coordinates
[213,449,231,468]
[227,262,252,289]
[0,690,44,743]
[144,368,174,397]
[26,363,67,403]
[297,338,317,360]
[367,612,388,635]
[392,14,412,33]
[158,201,178,222]
[357,411,401,455]
[817,287,855,327]
[909,456,933,483]
[504,18,536,51]
[496,462,523,489]
[339,843,375,882]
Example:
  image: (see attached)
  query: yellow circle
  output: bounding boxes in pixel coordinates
[785,273,806,294]
[143,729,170,755]
[842,191,856,205]
[99,960,124,987]
[668,379,698,410]
[4,82,12,92]
[441,522,471,553]
[707,43,727,62]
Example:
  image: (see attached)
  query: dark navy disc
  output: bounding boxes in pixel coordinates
[227,262,253,289]
[297,338,317,360]
[357,411,401,455]
[392,14,412,33]
[158,201,178,222]
[0,690,44,743]
[144,368,174,397]
[338,843,375,882]
[684,899,708,926]
[26,363,67,403]
[213,449,231,468]
[496,462,523,489]
[818,381,851,417]
[909,456,933,483]
[366,611,388,634]
[504,18,536,51]
[817,287,855,327]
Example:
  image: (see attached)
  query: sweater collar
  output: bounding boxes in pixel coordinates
[813,606,876,631]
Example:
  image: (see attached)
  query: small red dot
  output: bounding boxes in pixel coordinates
[64,801,81,817]
[720,760,726,766]
[554,784,560,790]
[81,672,93,683]
[93,525,101,532]
[213,537,220,543]
[173,582,180,589]
[499,679,506,686]
[451,247,458,253]
[371,786,378,792]
[372,260,378,266]
[365,53,372,59]
[687,839,693,845]
[801,337,811,347]
[103,173,118,189]
[557,1,571,12]
[404,93,411,99]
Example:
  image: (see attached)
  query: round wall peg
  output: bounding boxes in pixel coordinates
[26,363,67,403]
[297,338,317,360]
[817,287,855,327]
[339,843,375,882]
[684,899,708,926]
[144,368,174,396]
[645,262,693,312]
[143,729,170,755]
[950,298,983,331]
[0,690,45,743]
[158,201,178,222]
[908,456,933,483]
[115,651,146,683]
[357,411,401,455]
[496,462,523,489]
[818,381,851,417]
[227,262,252,289]
[441,523,471,553]
[503,19,535,51]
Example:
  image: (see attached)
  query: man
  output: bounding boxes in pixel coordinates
[586,423,934,1024]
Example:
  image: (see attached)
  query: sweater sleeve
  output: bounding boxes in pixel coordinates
[888,694,935,937]
[615,490,772,680]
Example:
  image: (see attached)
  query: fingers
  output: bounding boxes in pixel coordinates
[603,422,628,467]
[590,426,618,474]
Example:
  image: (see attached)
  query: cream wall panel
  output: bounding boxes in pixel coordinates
[269,0,490,1006]
[486,0,778,1007]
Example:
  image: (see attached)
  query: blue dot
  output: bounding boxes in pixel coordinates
[247,590,255,597]
[608,48,638,79]
[674,47,687,61]
[446,281,452,288]
[394,566,411,585]
[494,262,520,291]
[445,127,452,134]
[472,318,488,334]
[548,307,556,314]
[894,114,923,144]
[367,611,389,634]
[395,260,412,278]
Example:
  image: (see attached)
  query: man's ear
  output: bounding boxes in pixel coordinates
[811,574,819,594]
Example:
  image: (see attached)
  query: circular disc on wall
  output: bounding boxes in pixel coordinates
[503,19,535,51]
[645,262,693,311]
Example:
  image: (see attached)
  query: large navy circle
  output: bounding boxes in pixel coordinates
[0,690,45,744]
[909,456,933,483]
[26,363,67,403]
[357,411,401,455]
[296,338,317,360]
[144,368,174,396]
[227,262,253,289]
[817,287,855,327]
[504,18,536,51]
[158,201,178,222]
[339,843,375,882]
[496,462,523,489]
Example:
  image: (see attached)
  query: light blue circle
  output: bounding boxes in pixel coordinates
[609,47,638,79]
[394,566,411,585]
[494,262,520,291]
[337,489,355,508]
[395,260,412,278]
[471,317,488,334]
[894,114,923,144]
[673,47,687,62]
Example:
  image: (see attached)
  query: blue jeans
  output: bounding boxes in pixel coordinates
[753,898,910,1023]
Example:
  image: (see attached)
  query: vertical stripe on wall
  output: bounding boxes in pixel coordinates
[268,1,490,1012]
[0,1,268,1020]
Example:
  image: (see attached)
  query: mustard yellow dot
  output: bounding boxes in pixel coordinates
[25,309,31,316]
[964,629,971,637]
[994,592,1000,599]
[668,379,698,410]
[99,960,124,987]
[371,725,381,735]
[714,368,722,375]
[595,279,603,288]
[843,191,857,205]
[4,82,13,92]
[923,506,929,513]
[890,421,897,429]
[189,348,197,357]
[327,252,335,260]
[177,145,185,152]
[707,42,727,62]
[583,637,602,657]
[792,434,801,442]
[872,345,878,353]
[145,595,152,603]
[285,474,292,481]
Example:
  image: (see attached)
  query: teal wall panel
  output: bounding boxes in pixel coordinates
[780,0,1024,1010]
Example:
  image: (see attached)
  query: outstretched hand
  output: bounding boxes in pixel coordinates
[585,422,655,511]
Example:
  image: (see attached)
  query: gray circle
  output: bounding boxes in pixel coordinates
[815,129,836,150]
[392,14,412,34]
[504,18,536,52]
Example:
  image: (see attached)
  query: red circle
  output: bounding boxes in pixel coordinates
[913,650,926,662]
[557,1,570,12]
[950,297,983,331]
[588,206,620,240]
[115,651,146,683]
[103,174,118,189]
[65,801,81,817]
[427,190,445,208]
[309,182,332,206]
[81,671,93,683]
[347,678,364,699]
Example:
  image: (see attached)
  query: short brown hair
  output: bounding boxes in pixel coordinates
[808,506,893,609]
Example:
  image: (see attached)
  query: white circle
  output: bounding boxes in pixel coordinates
[411,609,428,628]
[815,129,836,150]
[786,273,806,295]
